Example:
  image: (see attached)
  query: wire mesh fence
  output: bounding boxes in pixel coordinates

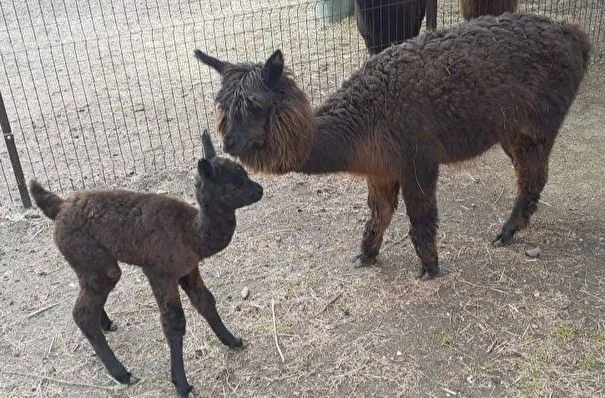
[1,0,603,206]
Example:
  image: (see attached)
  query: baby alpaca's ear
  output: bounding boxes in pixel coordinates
[197,159,216,180]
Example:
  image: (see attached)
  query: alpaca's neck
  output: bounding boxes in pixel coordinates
[296,109,359,175]
[192,203,236,259]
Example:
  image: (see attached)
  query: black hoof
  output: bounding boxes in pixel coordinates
[228,337,244,349]
[491,230,514,247]
[416,265,440,280]
[113,370,136,385]
[352,253,377,268]
[175,384,193,398]
[182,388,197,398]
[220,334,244,349]
[101,320,118,332]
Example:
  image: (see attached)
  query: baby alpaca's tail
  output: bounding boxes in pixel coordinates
[29,179,64,220]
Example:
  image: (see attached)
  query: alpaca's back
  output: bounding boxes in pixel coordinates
[329,13,590,164]
[54,191,199,266]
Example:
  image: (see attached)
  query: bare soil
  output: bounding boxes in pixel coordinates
[0,63,604,398]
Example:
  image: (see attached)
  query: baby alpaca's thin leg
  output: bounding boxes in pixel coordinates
[145,274,192,397]
[73,265,132,384]
[179,267,242,348]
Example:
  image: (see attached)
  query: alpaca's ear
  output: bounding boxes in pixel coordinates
[201,129,216,159]
[262,50,284,87]
[194,50,230,74]
[198,159,216,180]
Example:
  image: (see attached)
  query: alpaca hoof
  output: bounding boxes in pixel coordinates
[113,371,136,385]
[491,231,514,247]
[229,337,244,349]
[416,265,440,280]
[223,335,244,349]
[127,375,140,385]
[176,384,194,398]
[352,253,377,267]
[185,389,198,398]
[102,321,118,332]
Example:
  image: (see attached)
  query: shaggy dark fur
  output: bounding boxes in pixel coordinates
[354,0,427,54]
[29,131,263,398]
[195,13,590,279]
[460,0,518,21]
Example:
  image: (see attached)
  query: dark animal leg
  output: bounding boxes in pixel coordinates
[145,274,192,398]
[73,265,133,384]
[493,137,554,246]
[179,267,242,348]
[401,164,440,279]
[354,178,400,266]
[100,308,117,332]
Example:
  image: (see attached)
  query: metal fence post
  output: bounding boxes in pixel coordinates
[0,90,32,208]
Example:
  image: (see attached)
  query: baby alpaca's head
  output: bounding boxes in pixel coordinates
[195,130,263,210]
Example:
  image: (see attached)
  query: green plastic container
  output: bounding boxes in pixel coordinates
[315,0,355,23]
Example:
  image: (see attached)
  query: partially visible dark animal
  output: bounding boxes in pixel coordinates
[194,13,590,279]
[316,0,356,23]
[29,131,263,398]
[355,0,427,54]
[459,0,518,20]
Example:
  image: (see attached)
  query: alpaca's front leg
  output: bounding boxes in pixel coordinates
[179,267,243,348]
[354,178,400,267]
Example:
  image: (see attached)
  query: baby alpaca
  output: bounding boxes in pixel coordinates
[29,131,263,397]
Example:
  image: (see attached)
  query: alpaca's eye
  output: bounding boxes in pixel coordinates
[249,104,264,118]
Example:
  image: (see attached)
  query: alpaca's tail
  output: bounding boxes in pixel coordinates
[29,179,64,220]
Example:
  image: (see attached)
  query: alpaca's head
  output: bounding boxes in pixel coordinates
[195,130,263,210]
[194,49,317,174]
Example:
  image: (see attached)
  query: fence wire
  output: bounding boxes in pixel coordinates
[0,0,603,206]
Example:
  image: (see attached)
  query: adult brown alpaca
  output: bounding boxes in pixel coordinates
[459,0,518,21]
[29,131,263,398]
[195,13,590,279]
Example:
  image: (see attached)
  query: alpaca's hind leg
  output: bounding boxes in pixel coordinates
[354,178,400,266]
[493,137,554,246]
[179,267,242,348]
[73,264,133,384]
[145,273,192,397]
[401,164,440,279]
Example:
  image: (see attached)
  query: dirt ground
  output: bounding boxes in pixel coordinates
[0,59,604,398]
